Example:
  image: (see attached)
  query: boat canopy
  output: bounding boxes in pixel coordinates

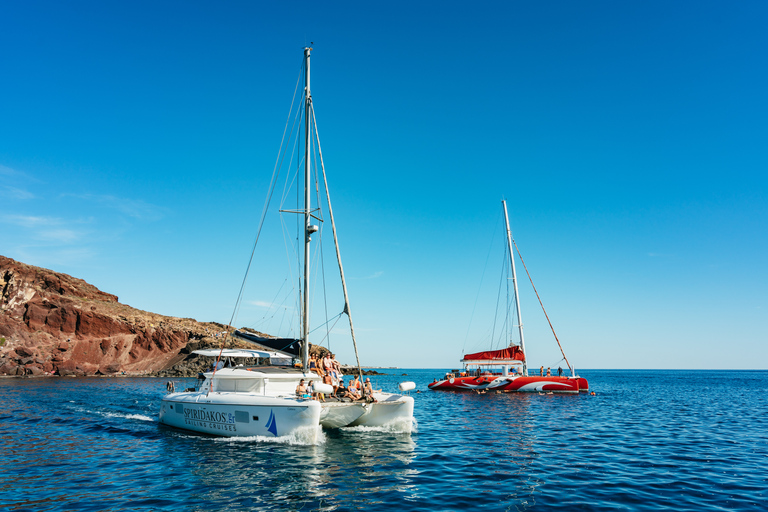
[233,330,302,357]
[193,349,288,359]
[461,346,525,365]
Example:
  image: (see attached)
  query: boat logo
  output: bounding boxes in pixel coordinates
[266,410,278,436]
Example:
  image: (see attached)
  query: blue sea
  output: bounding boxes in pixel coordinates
[1,370,766,511]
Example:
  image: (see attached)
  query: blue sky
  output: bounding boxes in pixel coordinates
[1,1,766,369]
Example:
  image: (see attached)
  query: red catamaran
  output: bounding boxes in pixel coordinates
[428,200,589,394]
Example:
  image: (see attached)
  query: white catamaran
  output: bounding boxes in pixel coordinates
[159,47,414,438]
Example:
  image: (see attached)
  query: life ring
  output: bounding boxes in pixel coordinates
[449,378,455,384]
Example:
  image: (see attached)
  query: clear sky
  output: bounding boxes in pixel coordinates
[1,1,766,369]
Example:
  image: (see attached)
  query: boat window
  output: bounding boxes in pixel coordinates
[213,379,262,393]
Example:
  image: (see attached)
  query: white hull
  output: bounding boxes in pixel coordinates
[319,401,368,428]
[349,393,414,430]
[159,392,321,439]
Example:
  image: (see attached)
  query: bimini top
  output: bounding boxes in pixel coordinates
[193,349,290,359]
[233,330,302,357]
[461,346,525,365]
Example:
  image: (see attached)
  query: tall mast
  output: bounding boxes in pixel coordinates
[503,200,528,376]
[302,47,312,370]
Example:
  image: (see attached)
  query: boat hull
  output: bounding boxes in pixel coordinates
[428,375,586,393]
[349,393,415,429]
[159,392,321,438]
[319,401,368,428]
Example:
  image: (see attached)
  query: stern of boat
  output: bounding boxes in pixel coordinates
[349,393,414,431]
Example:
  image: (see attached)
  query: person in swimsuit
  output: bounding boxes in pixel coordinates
[296,379,309,398]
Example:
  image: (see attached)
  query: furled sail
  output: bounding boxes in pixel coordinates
[462,346,525,362]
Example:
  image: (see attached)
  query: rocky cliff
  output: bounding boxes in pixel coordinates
[0,255,240,377]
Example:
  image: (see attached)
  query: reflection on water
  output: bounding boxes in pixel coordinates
[2,370,768,511]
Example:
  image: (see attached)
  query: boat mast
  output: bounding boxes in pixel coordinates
[502,200,528,376]
[302,47,312,370]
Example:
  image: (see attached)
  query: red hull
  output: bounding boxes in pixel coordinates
[428,374,588,393]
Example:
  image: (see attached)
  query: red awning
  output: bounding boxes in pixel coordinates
[462,347,525,362]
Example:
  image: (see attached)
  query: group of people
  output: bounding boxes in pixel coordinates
[539,366,564,377]
[309,352,342,397]
[296,352,379,402]
[336,375,379,401]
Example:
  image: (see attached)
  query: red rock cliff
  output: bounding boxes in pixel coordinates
[0,255,226,376]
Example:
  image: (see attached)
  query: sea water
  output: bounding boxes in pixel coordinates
[1,370,766,511]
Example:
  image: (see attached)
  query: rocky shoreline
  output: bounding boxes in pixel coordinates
[0,255,388,378]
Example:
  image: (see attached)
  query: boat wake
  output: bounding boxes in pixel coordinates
[211,425,326,446]
[343,417,417,434]
[105,412,156,422]
[69,405,157,423]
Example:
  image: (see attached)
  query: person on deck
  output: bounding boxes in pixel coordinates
[363,378,380,397]
[296,379,309,398]
[345,380,362,401]
[323,353,333,376]
[540,366,544,376]
[558,367,563,377]
[350,375,361,394]
[325,355,337,395]
[332,355,342,382]
[337,378,347,397]
[546,367,551,376]
[323,373,334,396]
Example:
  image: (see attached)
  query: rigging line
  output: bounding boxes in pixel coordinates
[311,129,333,352]
[295,91,304,331]
[279,213,300,307]
[512,239,572,371]
[305,201,325,346]
[462,209,503,353]
[311,104,364,382]
[490,242,506,350]
[548,357,566,368]
[278,109,303,208]
[502,240,513,348]
[253,277,290,324]
[278,87,304,209]
[278,211,303,339]
[309,311,344,336]
[211,58,304,389]
[277,59,305,208]
[227,64,302,334]
[314,312,344,346]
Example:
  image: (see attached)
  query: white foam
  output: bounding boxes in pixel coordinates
[212,425,326,446]
[124,414,155,422]
[343,417,417,434]
[92,410,157,422]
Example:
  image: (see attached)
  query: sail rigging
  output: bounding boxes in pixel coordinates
[160,47,414,436]
[215,47,364,378]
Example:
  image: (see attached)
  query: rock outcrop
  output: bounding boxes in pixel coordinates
[0,255,387,378]
[0,255,236,377]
